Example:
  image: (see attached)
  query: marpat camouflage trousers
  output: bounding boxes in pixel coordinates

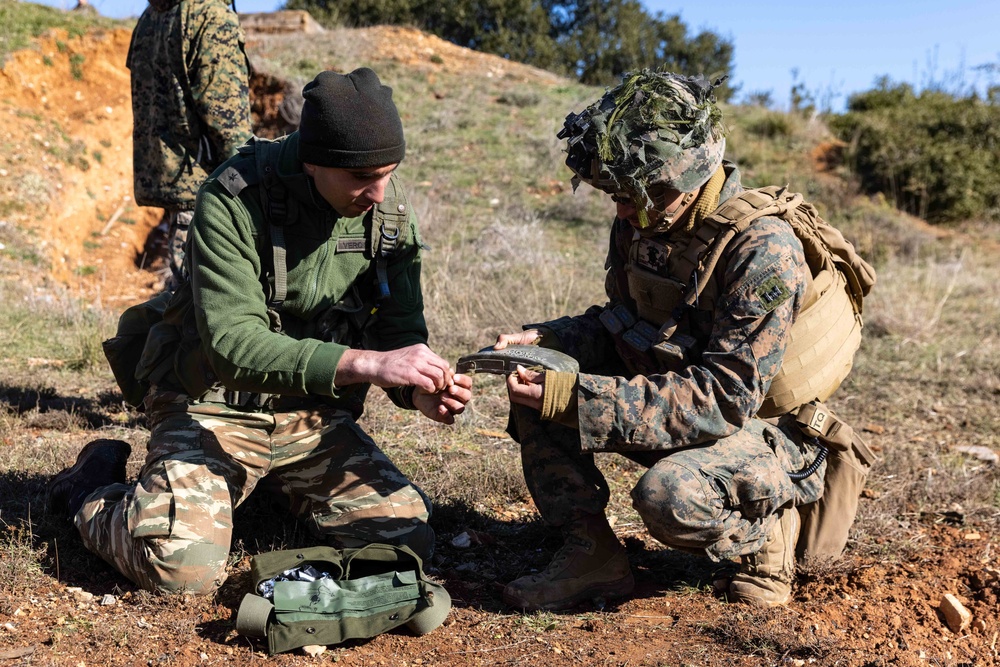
[510,406,825,561]
[74,389,433,594]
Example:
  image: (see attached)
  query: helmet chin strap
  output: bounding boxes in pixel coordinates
[639,189,698,233]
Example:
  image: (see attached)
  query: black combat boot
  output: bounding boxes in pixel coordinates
[726,506,800,606]
[48,439,131,518]
[503,513,634,611]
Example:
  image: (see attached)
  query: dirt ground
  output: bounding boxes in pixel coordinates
[0,21,998,667]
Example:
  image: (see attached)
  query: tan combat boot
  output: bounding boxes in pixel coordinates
[503,513,634,611]
[727,506,800,607]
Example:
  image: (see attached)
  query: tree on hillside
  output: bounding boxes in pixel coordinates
[550,0,733,95]
[420,0,563,71]
[283,0,734,97]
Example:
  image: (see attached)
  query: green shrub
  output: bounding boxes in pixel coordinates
[830,79,1000,223]
[742,110,793,139]
[69,52,85,79]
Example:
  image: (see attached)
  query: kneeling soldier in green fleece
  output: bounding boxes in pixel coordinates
[494,70,873,610]
[49,68,472,595]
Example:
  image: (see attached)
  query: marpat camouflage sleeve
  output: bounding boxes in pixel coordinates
[576,216,808,453]
[187,0,252,166]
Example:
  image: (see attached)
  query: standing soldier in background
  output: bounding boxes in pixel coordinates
[493,70,875,611]
[128,0,253,288]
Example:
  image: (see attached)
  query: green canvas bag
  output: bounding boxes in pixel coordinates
[235,544,451,655]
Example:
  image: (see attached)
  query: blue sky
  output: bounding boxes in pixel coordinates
[644,0,1000,109]
[39,0,1000,110]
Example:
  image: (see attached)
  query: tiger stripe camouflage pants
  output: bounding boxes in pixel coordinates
[510,406,825,561]
[73,390,433,594]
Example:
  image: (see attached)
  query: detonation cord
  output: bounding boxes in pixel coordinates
[787,437,828,481]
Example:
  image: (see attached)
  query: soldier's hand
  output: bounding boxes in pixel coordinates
[413,373,473,425]
[336,344,453,394]
[494,329,541,350]
[507,365,544,411]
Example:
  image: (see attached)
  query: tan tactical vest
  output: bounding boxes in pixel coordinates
[621,186,876,418]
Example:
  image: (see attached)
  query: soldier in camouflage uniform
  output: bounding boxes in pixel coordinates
[494,71,827,610]
[128,0,253,286]
[48,69,473,595]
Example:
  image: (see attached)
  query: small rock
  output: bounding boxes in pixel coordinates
[3,622,16,633]
[67,587,94,603]
[302,645,326,657]
[863,423,885,434]
[964,532,981,541]
[100,594,116,606]
[450,532,472,549]
[939,594,972,633]
[972,618,987,633]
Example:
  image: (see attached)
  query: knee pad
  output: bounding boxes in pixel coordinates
[631,460,724,551]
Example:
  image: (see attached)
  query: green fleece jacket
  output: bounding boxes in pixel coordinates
[140,133,427,413]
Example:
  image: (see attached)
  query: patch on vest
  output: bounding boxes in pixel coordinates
[336,237,367,253]
[636,238,672,272]
[754,275,792,312]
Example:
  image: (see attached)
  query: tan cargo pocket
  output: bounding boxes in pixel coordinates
[796,443,870,563]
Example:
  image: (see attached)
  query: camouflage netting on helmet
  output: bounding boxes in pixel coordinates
[559,70,728,226]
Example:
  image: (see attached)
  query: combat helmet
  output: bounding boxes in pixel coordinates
[558,70,727,228]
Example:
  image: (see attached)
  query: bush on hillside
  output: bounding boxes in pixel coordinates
[830,78,1000,223]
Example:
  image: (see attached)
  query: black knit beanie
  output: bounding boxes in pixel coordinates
[297,68,405,168]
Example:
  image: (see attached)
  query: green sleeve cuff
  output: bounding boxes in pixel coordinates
[386,385,417,410]
[540,370,579,429]
[304,342,349,396]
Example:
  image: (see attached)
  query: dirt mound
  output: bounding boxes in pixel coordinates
[0,20,557,306]
[0,26,294,304]
[328,24,564,84]
[0,28,162,301]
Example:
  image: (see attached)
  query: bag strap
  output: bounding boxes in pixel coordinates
[252,139,291,331]
[368,174,409,307]
[342,543,423,580]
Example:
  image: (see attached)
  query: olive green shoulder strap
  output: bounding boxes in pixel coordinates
[217,137,291,332]
[369,173,411,306]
